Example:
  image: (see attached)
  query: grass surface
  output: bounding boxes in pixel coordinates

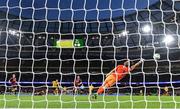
[0,94,180,108]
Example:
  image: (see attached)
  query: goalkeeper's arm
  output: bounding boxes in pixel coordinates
[106,68,116,77]
[130,60,143,71]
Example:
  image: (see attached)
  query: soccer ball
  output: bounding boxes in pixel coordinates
[153,53,160,60]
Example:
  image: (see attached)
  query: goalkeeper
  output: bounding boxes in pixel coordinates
[93,60,143,99]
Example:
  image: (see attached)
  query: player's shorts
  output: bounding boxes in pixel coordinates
[10,83,17,91]
[74,86,79,90]
[11,82,16,85]
[53,86,58,90]
[165,90,168,93]
[104,74,117,87]
[11,83,17,88]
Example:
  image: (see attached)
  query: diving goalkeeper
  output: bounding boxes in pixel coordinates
[93,59,143,99]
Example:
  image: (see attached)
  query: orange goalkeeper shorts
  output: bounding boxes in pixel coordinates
[104,74,117,87]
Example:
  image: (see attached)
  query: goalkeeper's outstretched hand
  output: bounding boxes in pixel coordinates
[136,58,144,65]
[130,59,144,71]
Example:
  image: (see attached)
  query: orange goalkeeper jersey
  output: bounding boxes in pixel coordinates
[112,65,131,80]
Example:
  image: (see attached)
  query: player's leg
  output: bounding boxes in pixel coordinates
[92,75,116,99]
[11,86,15,94]
[76,87,79,94]
[97,80,115,95]
[11,85,17,95]
[97,75,116,95]
[164,90,169,96]
[14,86,17,95]
[92,76,116,99]
[9,84,13,94]
[53,87,56,95]
[55,88,59,95]
[73,86,77,95]
[89,89,92,95]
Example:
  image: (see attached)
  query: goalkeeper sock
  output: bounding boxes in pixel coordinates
[97,86,105,94]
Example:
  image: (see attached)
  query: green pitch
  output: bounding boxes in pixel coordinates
[0,95,180,108]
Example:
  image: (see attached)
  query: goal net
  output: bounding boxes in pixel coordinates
[0,0,180,108]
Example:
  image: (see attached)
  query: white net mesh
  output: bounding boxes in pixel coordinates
[0,0,180,108]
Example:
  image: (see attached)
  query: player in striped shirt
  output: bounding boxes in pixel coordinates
[9,74,17,94]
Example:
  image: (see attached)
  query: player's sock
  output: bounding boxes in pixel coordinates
[94,93,97,99]
[91,93,98,99]
[97,86,105,94]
